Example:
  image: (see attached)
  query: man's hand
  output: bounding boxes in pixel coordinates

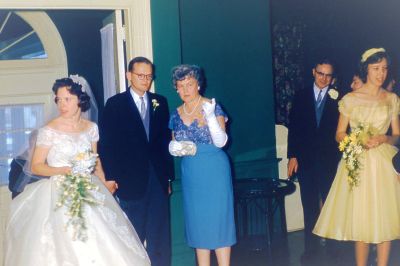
[287,158,299,177]
[168,179,173,195]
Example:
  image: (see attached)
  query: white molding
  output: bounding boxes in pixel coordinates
[0,11,67,70]
[0,0,154,68]
[115,10,126,91]
[0,93,56,122]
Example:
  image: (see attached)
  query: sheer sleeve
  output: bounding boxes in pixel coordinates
[36,127,54,147]
[88,123,100,142]
[169,110,178,131]
[390,93,400,119]
[215,103,228,122]
[338,94,352,117]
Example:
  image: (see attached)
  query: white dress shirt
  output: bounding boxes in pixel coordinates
[313,83,329,101]
[130,88,148,113]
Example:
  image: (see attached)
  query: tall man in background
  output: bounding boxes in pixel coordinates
[287,58,341,261]
[99,56,174,266]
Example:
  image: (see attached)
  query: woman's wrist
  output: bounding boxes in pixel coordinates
[379,135,388,144]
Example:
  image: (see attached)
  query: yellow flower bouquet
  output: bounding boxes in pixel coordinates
[55,150,100,241]
[339,123,374,190]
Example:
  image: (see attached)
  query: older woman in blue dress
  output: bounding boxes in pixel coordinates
[169,65,236,266]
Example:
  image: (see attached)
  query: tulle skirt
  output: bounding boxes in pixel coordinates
[313,144,400,243]
[4,175,150,266]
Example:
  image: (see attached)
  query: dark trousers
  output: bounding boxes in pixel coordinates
[298,166,334,253]
[119,168,171,266]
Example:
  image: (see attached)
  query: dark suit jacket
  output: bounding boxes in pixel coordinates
[99,90,173,200]
[287,87,341,177]
[393,150,400,173]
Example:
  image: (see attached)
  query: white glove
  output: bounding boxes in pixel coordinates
[169,140,197,156]
[202,98,228,148]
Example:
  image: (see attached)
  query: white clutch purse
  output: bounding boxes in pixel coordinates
[169,140,197,156]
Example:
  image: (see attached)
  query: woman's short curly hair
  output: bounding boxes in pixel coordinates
[359,51,391,83]
[52,78,91,112]
[171,64,205,89]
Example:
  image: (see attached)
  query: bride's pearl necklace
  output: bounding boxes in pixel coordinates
[183,96,202,116]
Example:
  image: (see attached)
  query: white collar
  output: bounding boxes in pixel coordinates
[313,83,329,99]
[130,88,148,105]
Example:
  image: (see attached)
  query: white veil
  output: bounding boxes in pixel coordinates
[10,75,99,197]
[9,129,45,197]
[69,74,99,123]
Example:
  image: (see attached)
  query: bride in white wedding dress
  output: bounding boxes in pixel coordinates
[4,77,150,266]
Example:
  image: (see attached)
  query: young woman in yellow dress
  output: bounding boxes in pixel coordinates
[313,48,400,266]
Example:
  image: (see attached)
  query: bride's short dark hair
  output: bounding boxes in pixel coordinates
[359,51,391,83]
[52,77,91,112]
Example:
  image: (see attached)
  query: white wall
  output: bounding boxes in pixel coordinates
[275,125,304,232]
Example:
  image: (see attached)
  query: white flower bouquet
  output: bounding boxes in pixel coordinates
[55,150,100,241]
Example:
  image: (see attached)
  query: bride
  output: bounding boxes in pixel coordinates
[4,77,150,266]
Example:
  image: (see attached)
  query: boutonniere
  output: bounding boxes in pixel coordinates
[328,88,339,100]
[152,99,160,111]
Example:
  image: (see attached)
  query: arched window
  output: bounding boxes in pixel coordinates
[0,11,47,60]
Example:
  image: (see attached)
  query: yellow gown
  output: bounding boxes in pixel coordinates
[313,90,400,243]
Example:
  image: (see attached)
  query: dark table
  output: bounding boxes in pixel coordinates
[234,178,296,250]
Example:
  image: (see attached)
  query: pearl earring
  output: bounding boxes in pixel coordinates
[198,86,200,91]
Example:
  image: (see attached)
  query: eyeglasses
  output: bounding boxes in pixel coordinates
[132,72,154,81]
[315,70,333,78]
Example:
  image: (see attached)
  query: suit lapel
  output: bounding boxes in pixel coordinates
[125,90,148,141]
[306,87,318,128]
[318,90,337,128]
[147,93,156,142]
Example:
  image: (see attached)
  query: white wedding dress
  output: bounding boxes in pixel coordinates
[4,123,150,266]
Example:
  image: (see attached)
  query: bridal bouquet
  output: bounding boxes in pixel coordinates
[339,123,374,190]
[55,150,100,241]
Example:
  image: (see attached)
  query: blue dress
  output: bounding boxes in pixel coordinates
[169,104,236,249]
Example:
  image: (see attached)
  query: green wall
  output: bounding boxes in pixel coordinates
[152,0,277,178]
[151,1,277,265]
[150,0,182,109]
[150,2,196,265]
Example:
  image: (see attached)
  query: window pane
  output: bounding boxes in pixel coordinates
[0,11,47,60]
[0,104,44,185]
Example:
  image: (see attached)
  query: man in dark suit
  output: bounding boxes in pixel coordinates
[99,56,174,266]
[287,58,341,260]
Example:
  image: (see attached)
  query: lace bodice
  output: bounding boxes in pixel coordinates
[169,103,227,144]
[36,123,99,168]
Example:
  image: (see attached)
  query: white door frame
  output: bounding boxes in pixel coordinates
[0,0,154,85]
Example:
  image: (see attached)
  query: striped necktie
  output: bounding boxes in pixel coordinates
[316,90,323,108]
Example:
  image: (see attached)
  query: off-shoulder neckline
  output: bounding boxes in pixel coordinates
[346,89,395,102]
